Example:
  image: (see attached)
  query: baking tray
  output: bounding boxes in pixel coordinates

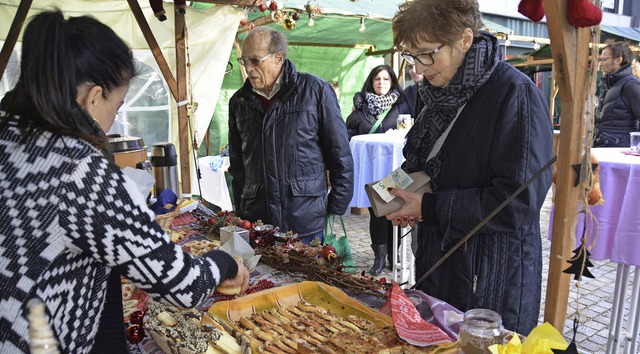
[208,281,392,327]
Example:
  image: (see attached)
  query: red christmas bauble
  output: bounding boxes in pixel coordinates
[321,244,337,261]
[129,310,145,325]
[126,324,146,344]
[240,18,248,26]
[269,1,278,11]
[258,3,267,12]
[292,12,300,20]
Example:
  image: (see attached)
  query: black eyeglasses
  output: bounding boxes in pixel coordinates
[401,44,446,66]
[237,53,273,67]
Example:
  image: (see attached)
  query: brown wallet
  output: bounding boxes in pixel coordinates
[364,171,432,218]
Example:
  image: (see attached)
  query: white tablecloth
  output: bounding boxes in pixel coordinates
[349,131,407,209]
[194,156,233,211]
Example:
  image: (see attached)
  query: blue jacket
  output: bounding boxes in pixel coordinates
[228,60,354,238]
[595,65,640,147]
[413,61,554,335]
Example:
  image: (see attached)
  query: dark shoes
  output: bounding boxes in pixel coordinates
[369,244,387,275]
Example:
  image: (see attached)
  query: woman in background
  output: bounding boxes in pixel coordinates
[0,10,248,353]
[346,65,408,275]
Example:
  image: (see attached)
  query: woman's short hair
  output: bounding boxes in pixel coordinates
[361,65,404,98]
[603,41,634,67]
[393,0,483,50]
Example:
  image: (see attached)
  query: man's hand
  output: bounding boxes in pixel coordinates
[385,188,424,228]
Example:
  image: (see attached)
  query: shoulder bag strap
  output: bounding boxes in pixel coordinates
[426,103,466,162]
[368,107,392,134]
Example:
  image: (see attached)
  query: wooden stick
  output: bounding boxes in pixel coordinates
[0,0,32,81]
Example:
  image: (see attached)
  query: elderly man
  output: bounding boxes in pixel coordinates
[228,27,354,243]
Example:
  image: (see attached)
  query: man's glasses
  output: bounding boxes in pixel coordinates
[599,56,612,62]
[401,44,446,66]
[237,53,273,67]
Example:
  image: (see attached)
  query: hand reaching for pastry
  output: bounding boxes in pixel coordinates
[218,258,250,294]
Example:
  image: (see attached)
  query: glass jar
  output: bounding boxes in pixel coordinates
[458,309,505,354]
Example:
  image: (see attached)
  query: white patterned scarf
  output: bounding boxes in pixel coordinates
[364,90,400,118]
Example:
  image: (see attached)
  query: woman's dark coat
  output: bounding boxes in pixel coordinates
[228,60,354,239]
[414,62,554,335]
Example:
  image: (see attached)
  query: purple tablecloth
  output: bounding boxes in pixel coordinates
[549,148,640,266]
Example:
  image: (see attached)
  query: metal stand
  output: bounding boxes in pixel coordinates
[606,265,640,354]
[392,226,414,288]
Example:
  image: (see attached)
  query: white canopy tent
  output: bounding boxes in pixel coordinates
[0,0,243,194]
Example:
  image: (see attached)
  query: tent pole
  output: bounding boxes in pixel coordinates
[543,0,593,332]
[175,4,191,195]
[127,0,179,102]
[0,0,32,81]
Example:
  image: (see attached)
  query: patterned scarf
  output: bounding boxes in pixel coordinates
[364,89,400,118]
[404,32,501,189]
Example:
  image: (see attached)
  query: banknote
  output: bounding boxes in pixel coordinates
[372,167,414,202]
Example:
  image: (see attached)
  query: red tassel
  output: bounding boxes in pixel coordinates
[567,0,602,27]
[518,0,545,23]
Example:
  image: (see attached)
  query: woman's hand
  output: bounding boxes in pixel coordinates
[385,188,423,228]
[219,258,250,293]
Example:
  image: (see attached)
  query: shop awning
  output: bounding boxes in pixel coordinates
[601,25,640,42]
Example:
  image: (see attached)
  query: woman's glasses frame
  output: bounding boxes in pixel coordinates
[401,44,446,66]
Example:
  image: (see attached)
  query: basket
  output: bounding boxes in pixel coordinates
[155,199,184,231]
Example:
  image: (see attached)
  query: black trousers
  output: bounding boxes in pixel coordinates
[368,207,395,249]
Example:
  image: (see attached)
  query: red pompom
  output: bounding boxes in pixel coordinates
[567,0,602,27]
[517,0,545,22]
[126,324,146,344]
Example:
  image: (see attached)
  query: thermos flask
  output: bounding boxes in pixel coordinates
[150,143,180,198]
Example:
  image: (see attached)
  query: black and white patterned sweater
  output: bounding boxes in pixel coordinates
[0,117,237,353]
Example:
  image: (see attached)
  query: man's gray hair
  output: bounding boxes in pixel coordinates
[247,26,288,58]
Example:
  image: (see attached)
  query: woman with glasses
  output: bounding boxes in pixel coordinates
[345,65,408,275]
[385,0,554,335]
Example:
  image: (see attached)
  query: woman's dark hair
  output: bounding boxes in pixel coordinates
[360,65,405,99]
[1,9,135,149]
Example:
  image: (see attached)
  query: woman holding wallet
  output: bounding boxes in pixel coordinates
[346,65,409,275]
[386,0,554,335]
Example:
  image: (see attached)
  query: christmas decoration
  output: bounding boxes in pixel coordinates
[258,3,267,12]
[149,0,187,22]
[567,0,602,27]
[562,243,595,281]
[126,324,146,344]
[129,309,145,326]
[283,17,296,30]
[517,0,601,27]
[269,1,278,11]
[292,12,300,21]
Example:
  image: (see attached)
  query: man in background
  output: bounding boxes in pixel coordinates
[400,64,424,117]
[228,27,354,243]
[595,41,640,147]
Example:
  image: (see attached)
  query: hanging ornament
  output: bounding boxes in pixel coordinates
[308,14,315,27]
[258,3,267,12]
[283,17,296,30]
[292,12,300,21]
[269,1,278,11]
[240,17,248,26]
[305,3,316,15]
[563,243,595,281]
[126,324,146,344]
[271,9,283,22]
[321,244,337,261]
[248,22,256,30]
[129,309,145,326]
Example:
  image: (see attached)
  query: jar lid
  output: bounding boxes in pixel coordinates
[107,134,146,153]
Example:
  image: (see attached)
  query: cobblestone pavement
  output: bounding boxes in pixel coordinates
[341,192,634,353]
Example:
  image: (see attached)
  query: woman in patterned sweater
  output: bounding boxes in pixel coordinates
[0,10,249,353]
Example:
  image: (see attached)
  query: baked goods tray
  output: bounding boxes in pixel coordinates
[208,280,392,327]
